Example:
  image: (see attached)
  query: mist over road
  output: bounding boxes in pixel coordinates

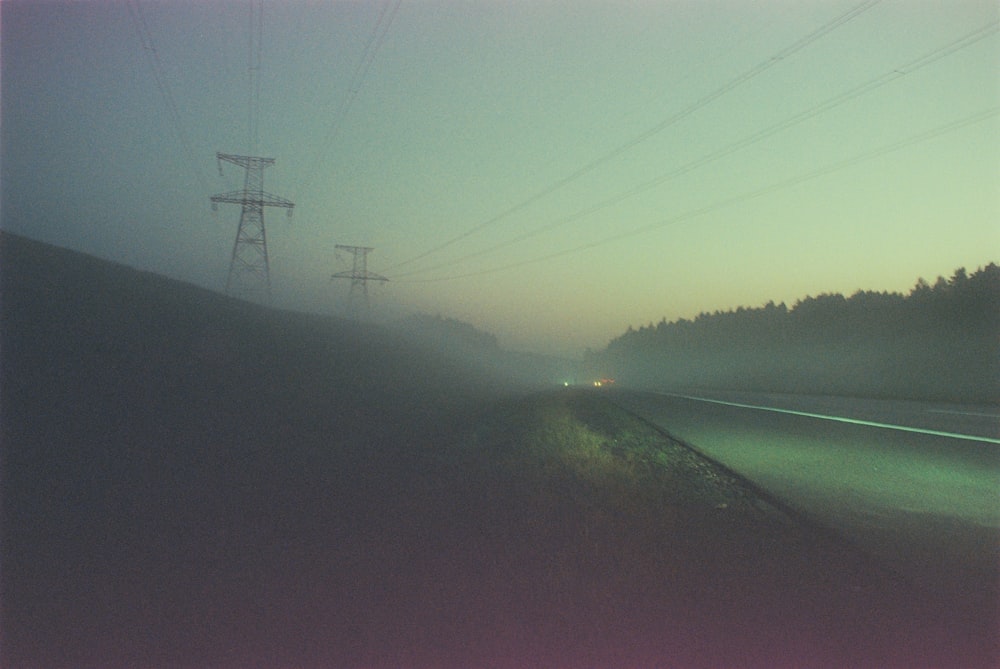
[607,388,1000,620]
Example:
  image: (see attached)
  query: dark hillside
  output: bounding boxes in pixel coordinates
[1,233,991,668]
[0,232,512,443]
[0,233,515,667]
[392,312,580,387]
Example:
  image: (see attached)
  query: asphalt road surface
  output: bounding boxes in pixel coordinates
[607,388,1000,619]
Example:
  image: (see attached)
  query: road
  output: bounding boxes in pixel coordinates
[607,388,1000,617]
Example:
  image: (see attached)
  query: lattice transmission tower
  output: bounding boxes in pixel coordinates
[210,152,294,302]
[331,245,388,318]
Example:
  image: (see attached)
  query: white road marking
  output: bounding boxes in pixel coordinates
[928,408,1000,419]
[656,392,1000,445]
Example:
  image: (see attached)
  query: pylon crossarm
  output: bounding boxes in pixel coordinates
[210,191,294,208]
[216,153,275,169]
[259,192,294,208]
[331,271,388,281]
[210,190,250,204]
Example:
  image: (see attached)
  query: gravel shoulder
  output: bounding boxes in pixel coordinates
[435,388,997,668]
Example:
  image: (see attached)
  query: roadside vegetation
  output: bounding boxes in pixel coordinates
[465,389,763,522]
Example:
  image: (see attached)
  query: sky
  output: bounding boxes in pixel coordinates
[3,0,998,357]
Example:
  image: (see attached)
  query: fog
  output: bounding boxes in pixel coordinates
[589,270,999,403]
[3,1,999,665]
[3,1,997,356]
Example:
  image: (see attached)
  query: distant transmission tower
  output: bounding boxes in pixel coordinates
[331,245,388,318]
[210,152,294,302]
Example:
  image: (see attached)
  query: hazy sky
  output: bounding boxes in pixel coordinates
[3,0,998,356]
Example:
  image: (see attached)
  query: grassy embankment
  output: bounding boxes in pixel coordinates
[424,388,975,669]
[4,232,990,668]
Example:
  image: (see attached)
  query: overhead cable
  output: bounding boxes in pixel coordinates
[381,0,884,273]
[392,107,999,283]
[248,0,264,155]
[293,0,402,203]
[391,20,999,280]
[126,0,210,185]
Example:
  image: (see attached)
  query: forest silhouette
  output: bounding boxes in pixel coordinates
[590,264,999,402]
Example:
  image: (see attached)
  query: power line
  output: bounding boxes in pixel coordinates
[391,20,999,280]
[125,0,209,185]
[381,0,884,274]
[293,0,402,203]
[247,0,264,155]
[392,107,999,283]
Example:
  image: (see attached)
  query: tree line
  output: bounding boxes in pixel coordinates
[588,264,999,402]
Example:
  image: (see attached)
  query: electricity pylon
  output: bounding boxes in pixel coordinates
[210,152,294,302]
[331,244,388,318]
